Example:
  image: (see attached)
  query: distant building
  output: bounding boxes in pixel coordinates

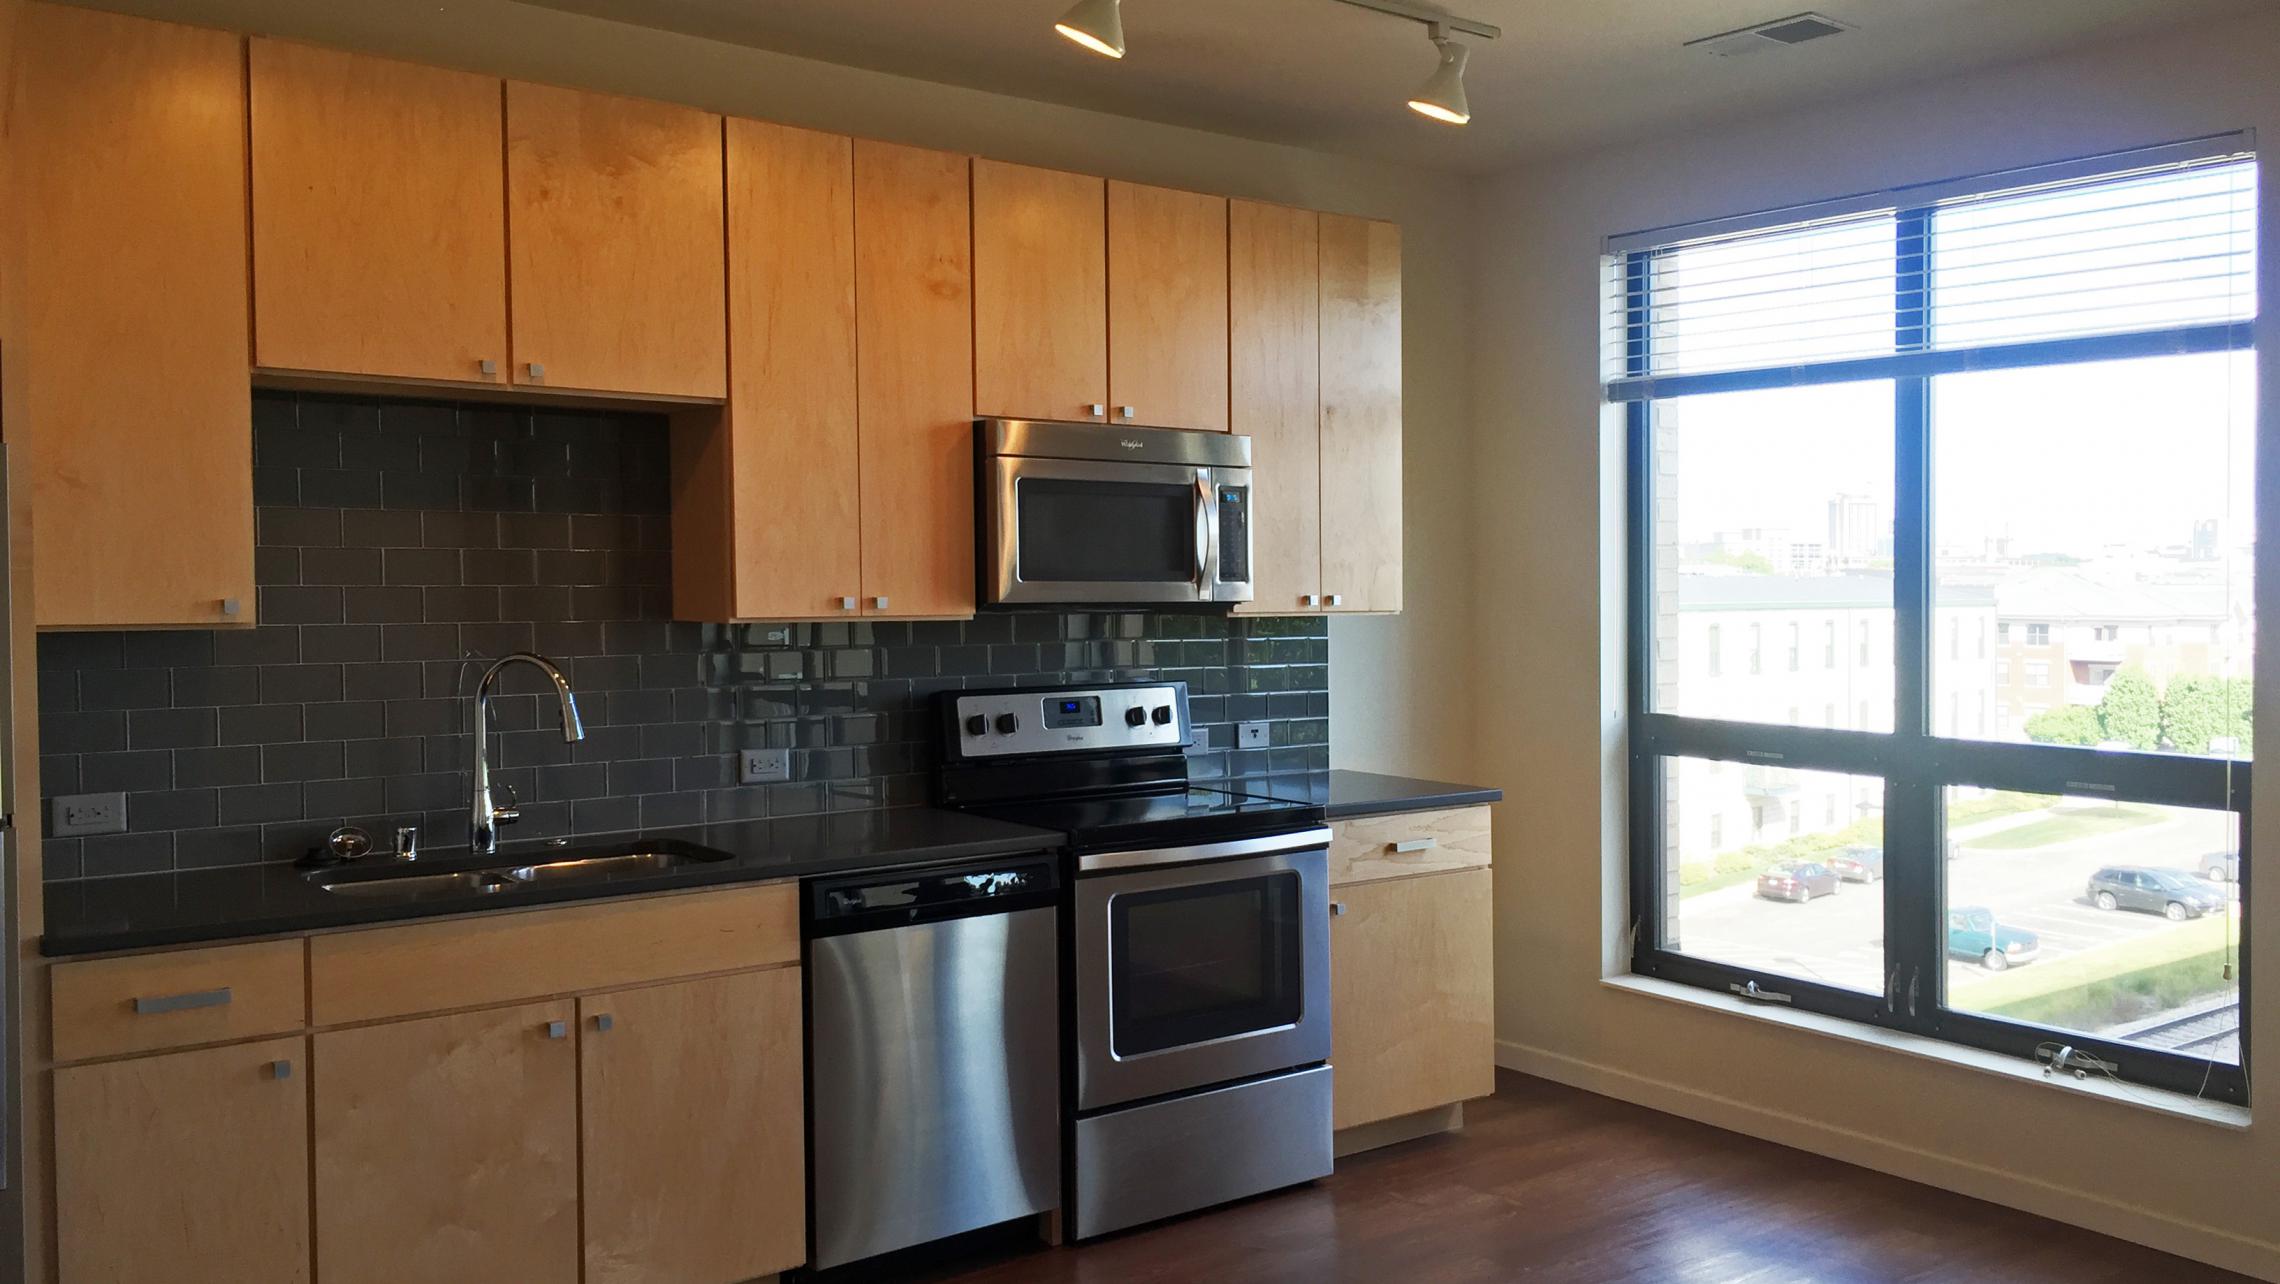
[1827,493,1884,569]
[1992,570,2249,735]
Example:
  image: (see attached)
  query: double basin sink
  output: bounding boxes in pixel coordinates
[308,840,733,906]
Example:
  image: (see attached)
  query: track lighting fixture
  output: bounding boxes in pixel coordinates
[1055,0,1126,59]
[1406,24,1470,125]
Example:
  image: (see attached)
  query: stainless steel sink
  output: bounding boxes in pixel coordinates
[309,842,732,903]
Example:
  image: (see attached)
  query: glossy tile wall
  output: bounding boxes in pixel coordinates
[36,392,1331,880]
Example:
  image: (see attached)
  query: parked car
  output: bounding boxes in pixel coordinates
[1946,906,2039,971]
[2197,851,2241,883]
[1828,845,1884,883]
[2086,866,2227,921]
[1756,859,1839,903]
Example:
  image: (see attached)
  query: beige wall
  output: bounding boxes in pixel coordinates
[72,0,1480,783]
[1477,13,2280,1279]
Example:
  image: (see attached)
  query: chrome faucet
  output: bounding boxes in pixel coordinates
[469,652,585,856]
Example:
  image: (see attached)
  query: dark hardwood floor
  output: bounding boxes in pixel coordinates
[906,1070,2247,1284]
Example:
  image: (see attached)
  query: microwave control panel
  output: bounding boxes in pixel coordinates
[950,683,1188,758]
[1217,485,1250,585]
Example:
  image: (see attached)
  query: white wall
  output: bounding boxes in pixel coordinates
[78,0,1482,784]
[1476,14,2280,1278]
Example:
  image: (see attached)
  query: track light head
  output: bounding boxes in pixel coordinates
[1055,0,1126,59]
[1407,25,1471,125]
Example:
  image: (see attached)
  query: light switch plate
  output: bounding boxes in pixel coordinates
[53,792,127,837]
[740,749,792,784]
[1237,721,1271,749]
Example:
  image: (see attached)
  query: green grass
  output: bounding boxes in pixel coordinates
[1951,910,2236,1014]
[1944,791,2048,829]
[1982,946,2237,1032]
[1971,805,2159,850]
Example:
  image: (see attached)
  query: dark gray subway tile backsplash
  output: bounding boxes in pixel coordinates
[38,391,1330,881]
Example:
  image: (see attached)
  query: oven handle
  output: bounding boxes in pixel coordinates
[1077,826,1333,874]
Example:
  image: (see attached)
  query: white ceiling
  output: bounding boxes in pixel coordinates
[509,0,2259,172]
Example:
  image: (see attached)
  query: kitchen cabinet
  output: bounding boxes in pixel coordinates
[1229,199,1323,615]
[314,1000,581,1284]
[1317,213,1404,613]
[14,4,254,628]
[506,80,726,400]
[54,1037,311,1284]
[250,40,508,386]
[1327,805,1493,1135]
[674,133,977,620]
[973,158,1108,423]
[580,969,806,1284]
[1108,180,1229,431]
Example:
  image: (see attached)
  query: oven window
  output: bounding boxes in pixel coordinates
[1108,872,1302,1057]
[1017,478,1195,583]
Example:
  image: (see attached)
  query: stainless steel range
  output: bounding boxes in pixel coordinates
[936,681,1333,1240]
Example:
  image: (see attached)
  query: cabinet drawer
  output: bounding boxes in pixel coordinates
[1328,806,1491,887]
[310,883,799,1026]
[52,938,307,1062]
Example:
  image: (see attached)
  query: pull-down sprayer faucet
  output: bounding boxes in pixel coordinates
[469,652,585,856]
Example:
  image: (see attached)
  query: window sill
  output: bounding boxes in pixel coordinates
[1600,974,2251,1132]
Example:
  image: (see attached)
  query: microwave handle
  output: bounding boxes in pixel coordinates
[1193,474,1212,592]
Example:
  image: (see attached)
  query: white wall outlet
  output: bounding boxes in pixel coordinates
[740,749,793,784]
[53,791,128,837]
[1238,721,1271,749]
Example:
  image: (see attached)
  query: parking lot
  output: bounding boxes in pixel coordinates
[1673,802,2240,1007]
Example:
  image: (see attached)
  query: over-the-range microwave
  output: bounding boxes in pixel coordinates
[978,419,1253,607]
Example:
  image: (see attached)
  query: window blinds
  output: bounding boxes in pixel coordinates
[1603,136,2256,399]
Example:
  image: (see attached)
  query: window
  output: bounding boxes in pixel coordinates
[1620,141,2253,1104]
[1706,624,1722,677]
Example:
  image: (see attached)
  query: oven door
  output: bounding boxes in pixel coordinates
[1073,833,1331,1113]
[987,456,1247,605]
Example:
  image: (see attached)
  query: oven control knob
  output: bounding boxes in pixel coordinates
[1124,706,1148,728]
[1151,705,1172,726]
[995,713,1021,734]
[964,714,988,737]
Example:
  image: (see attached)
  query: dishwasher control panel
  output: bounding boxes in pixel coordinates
[943,682,1188,759]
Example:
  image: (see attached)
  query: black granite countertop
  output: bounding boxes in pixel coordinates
[41,807,1064,957]
[1228,769,1501,820]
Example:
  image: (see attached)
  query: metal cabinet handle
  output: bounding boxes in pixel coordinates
[478,358,498,378]
[1119,405,1137,420]
[592,1013,614,1033]
[1390,837,1438,855]
[1330,901,1346,917]
[268,1059,293,1081]
[220,598,242,618]
[545,1019,568,1040]
[134,987,232,1015]
[1299,594,1318,607]
[839,595,857,611]
[872,595,889,610]
[1086,403,1106,418]
[1326,593,1345,607]
[526,362,546,381]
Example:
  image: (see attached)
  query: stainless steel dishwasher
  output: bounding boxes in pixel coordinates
[805,855,1062,1271]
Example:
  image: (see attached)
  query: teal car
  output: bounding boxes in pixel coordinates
[1947,906,2039,971]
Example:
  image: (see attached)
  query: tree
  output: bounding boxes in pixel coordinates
[2024,705,2102,747]
[2162,675,2254,755]
[2095,668,2161,750]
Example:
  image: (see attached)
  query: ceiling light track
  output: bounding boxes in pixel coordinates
[1326,0,1499,42]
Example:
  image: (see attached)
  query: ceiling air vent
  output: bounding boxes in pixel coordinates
[1685,12,1854,57]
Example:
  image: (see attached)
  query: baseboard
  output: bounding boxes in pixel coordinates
[1496,1039,2280,1283]
[1334,1102,1464,1158]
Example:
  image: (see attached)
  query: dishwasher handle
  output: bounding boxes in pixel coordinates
[805,854,1062,937]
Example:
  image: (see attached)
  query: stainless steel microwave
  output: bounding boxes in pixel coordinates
[979,419,1253,606]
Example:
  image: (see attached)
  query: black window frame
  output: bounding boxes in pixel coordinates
[1620,154,2255,1106]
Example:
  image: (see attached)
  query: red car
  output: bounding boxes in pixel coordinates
[1756,859,1840,903]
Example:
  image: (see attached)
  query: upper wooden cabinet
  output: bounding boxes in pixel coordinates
[506,81,726,400]
[13,4,254,629]
[674,134,977,621]
[55,1037,311,1284]
[250,40,507,385]
[1230,200,1322,615]
[1318,212,1403,614]
[1109,180,1229,432]
[973,159,1108,423]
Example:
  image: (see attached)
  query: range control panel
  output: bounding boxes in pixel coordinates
[948,683,1187,758]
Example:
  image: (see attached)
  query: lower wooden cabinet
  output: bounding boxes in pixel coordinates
[314,1000,582,1284]
[1329,865,1496,1131]
[581,969,806,1284]
[54,1037,311,1284]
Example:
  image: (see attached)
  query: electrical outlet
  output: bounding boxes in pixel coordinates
[1237,721,1271,749]
[740,748,792,784]
[53,791,127,837]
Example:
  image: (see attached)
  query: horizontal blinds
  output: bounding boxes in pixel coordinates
[1605,142,2256,397]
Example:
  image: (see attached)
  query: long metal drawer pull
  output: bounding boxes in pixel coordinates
[132,986,232,1016]
[1389,837,1438,854]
